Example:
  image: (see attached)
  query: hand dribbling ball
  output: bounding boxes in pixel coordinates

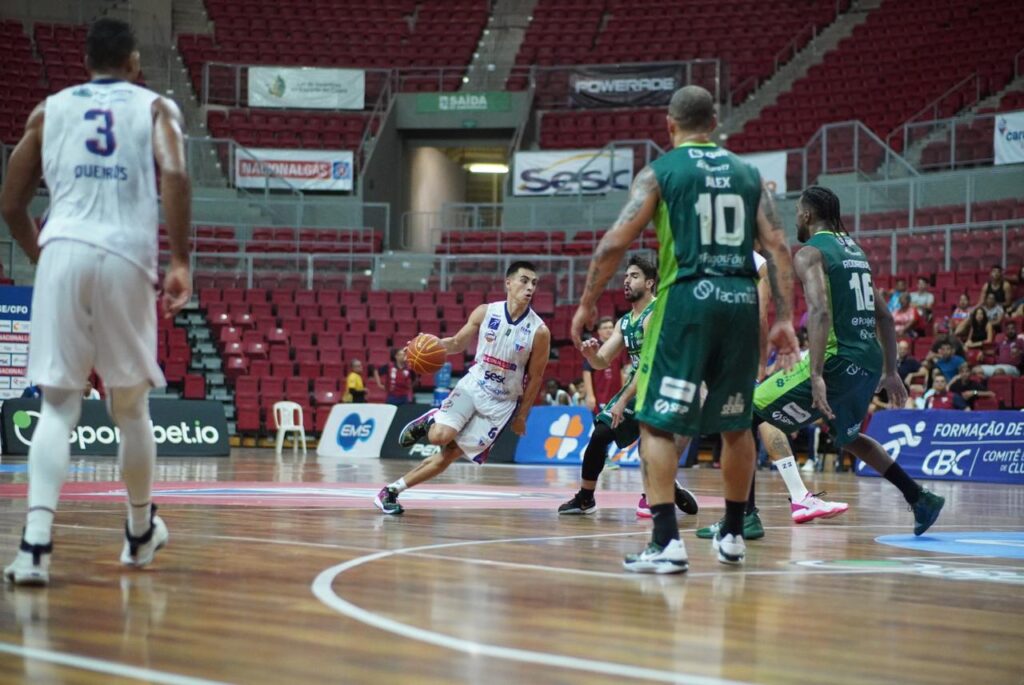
[406,333,447,375]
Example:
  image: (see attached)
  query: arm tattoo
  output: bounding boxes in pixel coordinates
[762,250,789,319]
[614,167,657,227]
[760,185,784,233]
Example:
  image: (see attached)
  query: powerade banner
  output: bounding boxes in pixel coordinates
[858,410,1024,484]
[248,66,365,110]
[0,286,32,400]
[1,399,229,456]
[569,64,682,107]
[513,149,633,196]
[993,110,1024,166]
[235,148,354,191]
[381,403,518,463]
[317,403,396,459]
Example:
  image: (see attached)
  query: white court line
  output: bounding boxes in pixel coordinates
[0,642,230,685]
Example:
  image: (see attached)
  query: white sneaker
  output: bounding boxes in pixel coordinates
[801,458,817,473]
[790,491,849,524]
[713,532,746,565]
[121,509,169,568]
[4,538,52,586]
[623,538,689,574]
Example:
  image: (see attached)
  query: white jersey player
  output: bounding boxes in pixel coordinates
[374,261,551,515]
[0,18,192,585]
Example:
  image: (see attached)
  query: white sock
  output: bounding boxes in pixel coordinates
[775,456,809,502]
[24,388,82,545]
[389,477,408,493]
[108,384,156,536]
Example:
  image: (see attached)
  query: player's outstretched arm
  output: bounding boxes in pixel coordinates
[580,322,626,370]
[571,167,659,347]
[512,325,551,435]
[0,104,45,264]
[794,246,834,419]
[440,304,487,355]
[756,258,771,379]
[756,185,799,369]
[873,286,909,409]
[153,97,192,318]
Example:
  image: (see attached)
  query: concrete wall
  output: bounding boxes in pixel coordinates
[405,147,467,252]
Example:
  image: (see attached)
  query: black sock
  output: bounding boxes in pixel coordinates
[746,472,757,515]
[581,423,616,482]
[883,463,922,504]
[723,500,747,537]
[650,503,678,547]
[579,486,595,500]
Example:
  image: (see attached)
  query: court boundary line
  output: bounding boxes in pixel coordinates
[0,642,230,685]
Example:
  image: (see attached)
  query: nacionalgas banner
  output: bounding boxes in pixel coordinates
[513,148,633,196]
[858,409,1024,484]
[248,66,365,110]
[993,110,1024,165]
[235,148,354,191]
[569,64,682,107]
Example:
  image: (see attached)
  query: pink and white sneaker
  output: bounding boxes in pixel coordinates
[636,494,652,519]
[790,491,849,524]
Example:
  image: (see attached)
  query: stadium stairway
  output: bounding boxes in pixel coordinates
[180,301,237,433]
[464,0,537,90]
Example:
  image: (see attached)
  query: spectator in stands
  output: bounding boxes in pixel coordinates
[580,316,623,413]
[568,377,585,406]
[375,348,414,405]
[887,278,907,312]
[909,277,934,320]
[978,265,1012,308]
[20,384,41,399]
[919,372,967,410]
[978,320,1023,377]
[933,332,967,360]
[892,293,924,338]
[960,307,993,350]
[924,340,966,386]
[949,362,996,408]
[544,379,571,406]
[982,292,1005,330]
[1009,265,1024,317]
[936,293,972,335]
[82,380,100,400]
[897,339,921,381]
[344,359,367,403]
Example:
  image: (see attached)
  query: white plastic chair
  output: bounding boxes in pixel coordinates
[273,401,307,456]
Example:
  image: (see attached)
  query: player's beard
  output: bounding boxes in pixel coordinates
[797,222,811,243]
[624,286,644,302]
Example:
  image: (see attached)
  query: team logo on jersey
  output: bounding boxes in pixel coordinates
[487,316,501,330]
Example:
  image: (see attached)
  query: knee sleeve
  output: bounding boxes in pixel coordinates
[581,422,617,482]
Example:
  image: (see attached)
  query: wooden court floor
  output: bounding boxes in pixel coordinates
[0,449,1021,685]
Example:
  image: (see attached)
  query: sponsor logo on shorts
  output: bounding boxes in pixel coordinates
[659,377,697,402]
[845,363,862,376]
[654,398,689,415]
[693,280,715,300]
[720,393,746,417]
[771,410,795,426]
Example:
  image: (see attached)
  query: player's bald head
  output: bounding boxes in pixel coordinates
[668,86,716,132]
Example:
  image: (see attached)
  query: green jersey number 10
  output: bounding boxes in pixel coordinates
[696,192,745,247]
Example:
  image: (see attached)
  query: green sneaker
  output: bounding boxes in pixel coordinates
[912,489,944,536]
[695,508,765,541]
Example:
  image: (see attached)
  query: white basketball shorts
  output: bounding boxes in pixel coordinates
[28,240,165,390]
[433,375,518,463]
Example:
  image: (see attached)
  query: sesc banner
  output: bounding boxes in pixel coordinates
[0,286,32,400]
[569,64,682,107]
[740,151,788,195]
[235,148,354,191]
[317,403,397,459]
[858,409,1024,484]
[248,66,365,110]
[993,110,1024,165]
[513,148,633,196]
[1,399,229,456]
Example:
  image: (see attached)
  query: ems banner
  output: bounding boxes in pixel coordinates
[0,399,230,456]
[317,403,397,459]
[512,148,633,196]
[248,66,365,110]
[569,64,682,108]
[858,410,1024,484]
[235,148,354,192]
[993,110,1024,165]
[0,285,32,400]
[740,151,788,195]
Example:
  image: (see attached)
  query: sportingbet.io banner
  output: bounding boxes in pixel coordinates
[235,148,354,192]
[993,110,1024,166]
[513,148,633,196]
[248,66,365,110]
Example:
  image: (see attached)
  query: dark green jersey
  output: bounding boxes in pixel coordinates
[805,230,884,373]
[649,142,763,289]
[620,298,656,374]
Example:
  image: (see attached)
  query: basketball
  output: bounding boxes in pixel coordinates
[405,333,447,375]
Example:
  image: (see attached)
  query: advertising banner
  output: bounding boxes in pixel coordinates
[248,66,365,110]
[993,110,1024,165]
[235,148,354,191]
[740,151,788,195]
[514,406,593,464]
[416,92,510,113]
[569,64,682,108]
[381,403,518,463]
[1,399,230,456]
[317,403,397,459]
[512,148,633,196]
[858,409,1024,484]
[0,286,32,401]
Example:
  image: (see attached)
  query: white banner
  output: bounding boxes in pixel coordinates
[248,66,365,110]
[234,148,354,191]
[994,110,1024,166]
[512,149,633,196]
[317,404,397,459]
[740,151,788,195]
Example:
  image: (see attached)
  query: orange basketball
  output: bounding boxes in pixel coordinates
[406,333,447,375]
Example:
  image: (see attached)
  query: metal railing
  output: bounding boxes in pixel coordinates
[856,220,1024,275]
[895,111,1001,172]
[886,73,983,152]
[1015,46,1024,80]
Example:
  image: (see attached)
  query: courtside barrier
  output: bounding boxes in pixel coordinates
[317,403,397,458]
[0,399,230,457]
[380,403,518,463]
[858,409,1024,484]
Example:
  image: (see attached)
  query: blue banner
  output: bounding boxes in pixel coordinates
[515,406,593,464]
[858,410,1024,484]
[0,285,33,401]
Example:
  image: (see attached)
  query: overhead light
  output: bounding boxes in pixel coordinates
[466,163,509,174]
